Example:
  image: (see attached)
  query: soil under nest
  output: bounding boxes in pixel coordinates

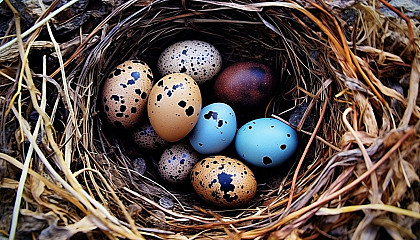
[0,0,420,239]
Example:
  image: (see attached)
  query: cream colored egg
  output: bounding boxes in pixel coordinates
[102,60,153,128]
[148,73,202,142]
[157,40,222,84]
[190,156,257,208]
[158,143,200,184]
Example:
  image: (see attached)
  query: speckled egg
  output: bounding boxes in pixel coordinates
[102,60,153,128]
[213,61,277,108]
[132,121,170,151]
[190,156,257,208]
[157,40,222,84]
[147,73,202,142]
[158,143,200,184]
[189,103,237,154]
[235,118,298,168]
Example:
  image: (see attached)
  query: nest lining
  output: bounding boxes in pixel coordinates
[0,0,420,239]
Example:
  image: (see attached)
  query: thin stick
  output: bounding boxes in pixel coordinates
[343,108,379,203]
[9,56,47,240]
[317,204,420,219]
[287,90,329,208]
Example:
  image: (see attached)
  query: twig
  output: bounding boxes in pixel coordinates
[343,108,379,203]
[287,87,329,208]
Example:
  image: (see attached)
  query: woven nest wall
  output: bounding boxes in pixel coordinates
[1,0,420,239]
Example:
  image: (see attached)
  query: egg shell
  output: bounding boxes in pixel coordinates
[190,156,257,208]
[102,60,153,128]
[158,143,200,184]
[213,61,277,108]
[132,121,170,151]
[235,118,298,168]
[157,40,222,84]
[147,73,202,142]
[189,103,237,154]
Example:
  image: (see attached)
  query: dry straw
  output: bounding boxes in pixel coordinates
[1,0,419,239]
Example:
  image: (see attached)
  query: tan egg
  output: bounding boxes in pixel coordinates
[157,40,222,84]
[147,73,202,142]
[190,156,257,208]
[158,143,200,184]
[132,121,169,151]
[102,60,153,128]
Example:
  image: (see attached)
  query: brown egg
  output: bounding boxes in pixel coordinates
[158,143,200,184]
[132,121,169,151]
[102,60,153,128]
[147,73,202,142]
[190,156,257,208]
[213,61,277,108]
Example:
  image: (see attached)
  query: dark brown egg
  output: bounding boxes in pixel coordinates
[213,61,277,108]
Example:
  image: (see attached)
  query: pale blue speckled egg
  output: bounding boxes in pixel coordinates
[235,118,298,168]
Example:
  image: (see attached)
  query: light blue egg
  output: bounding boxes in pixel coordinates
[189,103,237,154]
[235,118,298,168]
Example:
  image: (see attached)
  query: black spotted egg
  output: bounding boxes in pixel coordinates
[132,120,169,151]
[157,40,222,84]
[148,73,202,142]
[190,156,257,208]
[158,143,200,184]
[102,60,153,128]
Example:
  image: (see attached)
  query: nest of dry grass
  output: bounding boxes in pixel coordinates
[1,0,420,239]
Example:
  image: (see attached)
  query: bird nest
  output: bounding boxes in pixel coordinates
[1,0,420,239]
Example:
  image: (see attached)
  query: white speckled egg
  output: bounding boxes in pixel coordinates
[148,73,202,142]
[132,121,170,151]
[157,40,222,84]
[158,143,200,184]
[102,60,153,128]
[190,156,257,208]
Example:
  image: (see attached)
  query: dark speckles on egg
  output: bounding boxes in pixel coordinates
[178,100,186,108]
[114,68,122,76]
[185,106,194,116]
[141,92,147,99]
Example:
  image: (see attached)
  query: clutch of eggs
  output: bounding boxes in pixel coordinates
[157,40,222,84]
[102,60,153,128]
